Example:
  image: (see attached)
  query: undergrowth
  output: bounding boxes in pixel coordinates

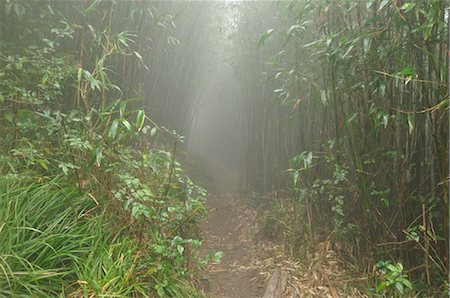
[0,175,205,297]
[0,3,208,296]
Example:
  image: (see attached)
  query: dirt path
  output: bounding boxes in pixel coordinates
[197,192,367,298]
[199,193,267,297]
[192,156,365,298]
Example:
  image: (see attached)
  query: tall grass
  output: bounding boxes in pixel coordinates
[0,177,96,296]
[0,176,203,297]
[0,177,150,297]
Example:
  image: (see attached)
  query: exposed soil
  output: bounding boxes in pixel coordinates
[193,155,269,297]
[199,192,267,297]
[197,191,367,298]
[194,156,366,298]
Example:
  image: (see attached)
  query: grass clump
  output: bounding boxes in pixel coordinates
[0,174,204,297]
[0,177,98,296]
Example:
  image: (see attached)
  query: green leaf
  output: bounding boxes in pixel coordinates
[150,127,158,137]
[402,278,412,289]
[378,0,391,11]
[292,171,299,187]
[287,24,305,37]
[59,164,68,175]
[320,90,328,106]
[85,0,101,13]
[37,159,49,170]
[303,38,322,48]
[146,267,157,276]
[122,119,132,131]
[394,282,404,294]
[342,44,355,58]
[345,113,358,126]
[433,234,445,241]
[387,264,398,272]
[400,3,416,12]
[136,110,145,131]
[362,38,371,54]
[4,111,14,123]
[93,147,103,167]
[57,162,79,175]
[407,114,414,135]
[177,244,184,254]
[119,101,127,118]
[258,29,275,49]
[108,119,119,139]
[133,51,143,60]
[382,114,389,128]
[167,36,180,46]
[131,204,141,219]
[376,281,387,293]
[397,66,414,77]
[156,286,165,297]
[213,251,223,264]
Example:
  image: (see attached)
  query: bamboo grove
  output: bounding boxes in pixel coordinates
[0,0,448,296]
[230,0,449,293]
[0,1,217,296]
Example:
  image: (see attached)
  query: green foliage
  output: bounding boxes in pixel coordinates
[74,239,150,297]
[0,1,207,296]
[288,148,356,238]
[244,0,448,294]
[0,175,204,297]
[375,261,413,296]
[0,177,97,296]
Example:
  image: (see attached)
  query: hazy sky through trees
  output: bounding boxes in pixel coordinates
[186,2,245,189]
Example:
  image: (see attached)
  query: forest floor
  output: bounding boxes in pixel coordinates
[197,192,366,298]
[192,155,366,297]
[198,192,268,297]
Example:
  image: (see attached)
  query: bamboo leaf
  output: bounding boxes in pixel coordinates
[136,110,145,131]
[150,127,158,137]
[108,119,119,140]
[119,101,127,118]
[122,119,132,131]
[407,114,414,135]
[378,0,391,11]
[402,278,412,289]
[258,29,275,49]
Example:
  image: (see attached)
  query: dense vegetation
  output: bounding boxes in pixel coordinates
[0,1,215,296]
[0,0,448,296]
[230,0,448,295]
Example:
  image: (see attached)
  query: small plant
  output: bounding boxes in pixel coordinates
[443,280,450,296]
[200,251,224,267]
[376,261,413,295]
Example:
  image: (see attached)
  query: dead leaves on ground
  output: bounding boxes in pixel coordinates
[202,193,367,297]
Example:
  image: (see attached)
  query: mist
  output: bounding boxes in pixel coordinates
[144,1,282,192]
[0,1,447,296]
[187,57,244,191]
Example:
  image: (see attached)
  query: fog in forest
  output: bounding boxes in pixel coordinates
[187,57,244,191]
[147,1,258,192]
[0,0,447,296]
[144,1,284,192]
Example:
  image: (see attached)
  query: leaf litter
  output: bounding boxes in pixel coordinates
[199,193,367,297]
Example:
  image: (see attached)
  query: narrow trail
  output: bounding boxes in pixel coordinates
[194,157,276,297]
[197,192,366,298]
[199,193,267,297]
[193,157,365,297]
